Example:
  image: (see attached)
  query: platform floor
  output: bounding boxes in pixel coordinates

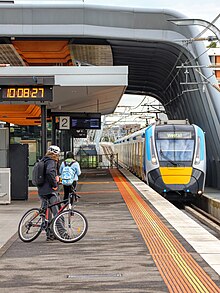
[0,169,220,292]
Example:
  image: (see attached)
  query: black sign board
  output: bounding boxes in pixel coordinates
[71,117,101,129]
[52,112,101,130]
[71,129,87,138]
[0,86,53,102]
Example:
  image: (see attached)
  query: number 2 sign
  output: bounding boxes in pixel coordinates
[59,117,70,130]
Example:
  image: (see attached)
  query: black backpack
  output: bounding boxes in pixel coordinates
[32,159,45,186]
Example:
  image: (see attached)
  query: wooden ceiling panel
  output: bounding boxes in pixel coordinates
[0,105,42,125]
[12,40,73,66]
[0,40,74,124]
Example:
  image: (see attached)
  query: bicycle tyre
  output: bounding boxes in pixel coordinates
[52,209,88,243]
[18,208,43,242]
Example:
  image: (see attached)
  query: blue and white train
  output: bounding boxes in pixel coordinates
[114,120,206,202]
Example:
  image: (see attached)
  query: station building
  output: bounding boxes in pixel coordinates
[209,48,220,86]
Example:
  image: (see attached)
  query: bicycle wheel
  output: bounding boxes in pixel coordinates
[18,208,43,242]
[53,209,88,243]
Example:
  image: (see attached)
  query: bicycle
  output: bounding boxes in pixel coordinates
[18,191,88,243]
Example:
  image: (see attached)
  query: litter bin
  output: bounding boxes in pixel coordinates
[9,144,28,200]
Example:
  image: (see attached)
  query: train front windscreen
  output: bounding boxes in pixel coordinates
[155,129,195,163]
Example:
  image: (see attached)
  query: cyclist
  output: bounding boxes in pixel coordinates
[37,145,62,241]
[59,151,81,200]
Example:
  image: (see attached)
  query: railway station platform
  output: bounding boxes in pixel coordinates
[0,168,220,292]
[197,187,220,223]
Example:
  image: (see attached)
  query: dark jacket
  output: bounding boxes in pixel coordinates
[37,156,58,196]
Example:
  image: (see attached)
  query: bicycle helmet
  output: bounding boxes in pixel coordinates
[47,145,61,155]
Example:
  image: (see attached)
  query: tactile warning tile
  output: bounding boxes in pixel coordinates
[111,169,220,293]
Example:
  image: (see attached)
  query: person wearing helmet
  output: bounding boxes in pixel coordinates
[37,145,61,241]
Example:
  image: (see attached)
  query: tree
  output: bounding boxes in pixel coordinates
[207,42,217,48]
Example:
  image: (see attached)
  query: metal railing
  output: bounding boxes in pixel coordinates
[74,153,118,169]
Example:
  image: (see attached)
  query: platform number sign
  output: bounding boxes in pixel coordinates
[59,116,70,130]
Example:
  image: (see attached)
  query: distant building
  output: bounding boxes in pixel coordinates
[208,48,220,87]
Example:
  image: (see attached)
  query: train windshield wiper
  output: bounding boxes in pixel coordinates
[159,149,178,167]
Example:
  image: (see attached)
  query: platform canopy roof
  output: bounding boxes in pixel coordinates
[0,65,127,125]
[0,3,218,130]
[1,3,220,188]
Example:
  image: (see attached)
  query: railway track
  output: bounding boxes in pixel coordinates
[185,204,220,236]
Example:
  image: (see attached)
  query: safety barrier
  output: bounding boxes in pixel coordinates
[75,154,118,169]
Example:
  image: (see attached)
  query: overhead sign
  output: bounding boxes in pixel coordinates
[59,116,70,130]
[0,86,53,102]
[71,129,87,138]
[55,113,101,130]
[71,117,101,129]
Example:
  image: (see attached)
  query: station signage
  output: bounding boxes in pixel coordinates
[71,117,101,130]
[59,116,70,130]
[0,86,53,102]
[58,113,101,130]
[71,129,87,138]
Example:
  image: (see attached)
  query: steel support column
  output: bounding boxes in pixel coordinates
[41,105,47,157]
[51,115,56,145]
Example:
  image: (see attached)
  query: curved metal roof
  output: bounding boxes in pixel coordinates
[0,3,219,187]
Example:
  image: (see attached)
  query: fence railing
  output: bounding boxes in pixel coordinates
[74,153,118,169]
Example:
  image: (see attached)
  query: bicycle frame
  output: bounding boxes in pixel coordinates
[41,192,78,230]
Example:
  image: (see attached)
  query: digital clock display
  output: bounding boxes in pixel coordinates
[0,86,53,102]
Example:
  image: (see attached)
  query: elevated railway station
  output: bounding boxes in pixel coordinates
[0,3,220,292]
[0,2,219,189]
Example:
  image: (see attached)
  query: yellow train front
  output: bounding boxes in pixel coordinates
[114,120,206,202]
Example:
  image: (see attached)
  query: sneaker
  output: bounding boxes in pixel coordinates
[46,235,55,241]
[62,232,71,240]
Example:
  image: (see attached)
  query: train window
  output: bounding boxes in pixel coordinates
[156,138,194,162]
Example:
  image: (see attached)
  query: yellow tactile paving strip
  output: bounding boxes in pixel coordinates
[78,182,111,184]
[111,169,220,293]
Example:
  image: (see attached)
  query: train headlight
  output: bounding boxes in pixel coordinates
[195,157,200,164]
[194,137,201,165]
[198,190,203,195]
[150,137,158,165]
[151,156,157,164]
